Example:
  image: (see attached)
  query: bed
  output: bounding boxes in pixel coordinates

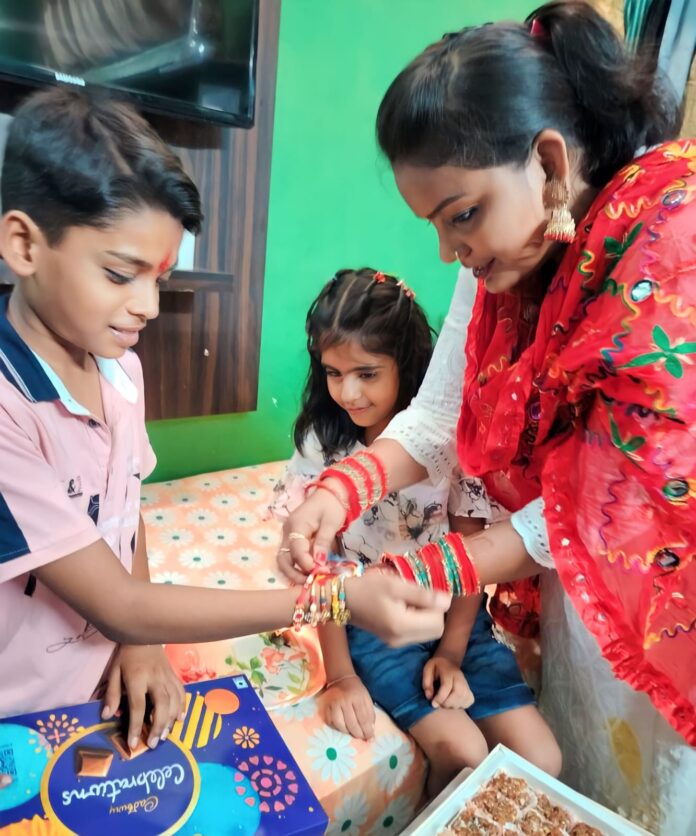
[141,462,426,835]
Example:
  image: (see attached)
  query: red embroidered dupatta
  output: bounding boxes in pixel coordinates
[458,141,696,743]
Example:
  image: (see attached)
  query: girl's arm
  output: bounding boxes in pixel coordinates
[432,514,486,665]
[319,623,357,683]
[318,623,375,740]
[33,538,451,647]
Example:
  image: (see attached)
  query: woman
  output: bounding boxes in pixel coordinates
[278,2,696,832]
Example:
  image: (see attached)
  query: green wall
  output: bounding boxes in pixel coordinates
[147,0,533,481]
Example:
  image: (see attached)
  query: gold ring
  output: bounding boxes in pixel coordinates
[278,547,291,553]
[288,532,308,542]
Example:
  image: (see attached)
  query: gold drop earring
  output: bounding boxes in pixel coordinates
[544,177,576,243]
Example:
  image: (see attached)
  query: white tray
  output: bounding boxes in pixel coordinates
[402,744,653,835]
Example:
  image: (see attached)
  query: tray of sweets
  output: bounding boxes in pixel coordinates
[402,745,653,836]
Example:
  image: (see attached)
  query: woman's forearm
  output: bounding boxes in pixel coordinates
[465,520,542,584]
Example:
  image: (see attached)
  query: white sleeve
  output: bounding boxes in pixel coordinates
[509,497,554,569]
[379,267,476,484]
[267,432,326,522]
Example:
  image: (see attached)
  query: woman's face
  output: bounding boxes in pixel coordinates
[393,158,558,293]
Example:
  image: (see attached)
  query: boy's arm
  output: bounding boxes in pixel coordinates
[101,515,186,749]
[34,537,303,645]
[131,513,152,581]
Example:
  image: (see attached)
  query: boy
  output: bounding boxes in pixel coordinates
[0,87,201,747]
[0,87,449,750]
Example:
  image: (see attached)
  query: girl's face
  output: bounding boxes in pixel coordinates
[321,339,399,443]
[393,158,555,294]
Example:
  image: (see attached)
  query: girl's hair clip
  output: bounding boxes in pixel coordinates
[529,18,548,38]
[396,279,416,300]
[372,270,415,299]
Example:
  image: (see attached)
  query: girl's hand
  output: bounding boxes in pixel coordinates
[102,644,186,750]
[345,571,451,646]
[0,774,12,789]
[322,676,376,740]
[277,483,347,583]
[422,655,474,709]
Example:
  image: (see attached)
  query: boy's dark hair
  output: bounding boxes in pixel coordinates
[376,1,682,189]
[2,86,202,243]
[294,268,435,460]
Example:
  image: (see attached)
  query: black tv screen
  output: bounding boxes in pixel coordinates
[0,0,259,127]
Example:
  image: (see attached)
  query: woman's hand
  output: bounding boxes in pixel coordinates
[322,676,376,740]
[422,655,474,709]
[277,482,347,583]
[101,644,186,750]
[345,571,451,646]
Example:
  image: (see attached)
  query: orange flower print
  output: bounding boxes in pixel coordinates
[233,725,260,749]
[259,647,285,676]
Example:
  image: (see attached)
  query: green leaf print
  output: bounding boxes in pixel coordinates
[652,325,671,351]
[618,325,696,379]
[621,352,665,368]
[623,437,646,453]
[665,355,683,379]
[604,223,643,259]
[608,412,646,460]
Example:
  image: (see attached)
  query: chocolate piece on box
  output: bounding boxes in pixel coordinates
[109,731,148,761]
[75,746,113,778]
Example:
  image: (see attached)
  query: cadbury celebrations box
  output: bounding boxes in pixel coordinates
[0,675,327,835]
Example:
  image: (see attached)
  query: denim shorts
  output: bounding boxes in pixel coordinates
[346,601,534,731]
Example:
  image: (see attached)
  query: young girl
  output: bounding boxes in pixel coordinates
[274,268,560,796]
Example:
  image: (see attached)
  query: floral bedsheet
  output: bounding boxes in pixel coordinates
[141,462,426,835]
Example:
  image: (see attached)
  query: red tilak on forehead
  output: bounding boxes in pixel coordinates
[158,253,175,273]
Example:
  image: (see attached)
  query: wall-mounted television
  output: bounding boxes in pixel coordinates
[0,0,259,128]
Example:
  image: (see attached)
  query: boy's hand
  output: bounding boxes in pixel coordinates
[322,676,375,741]
[102,644,185,750]
[422,655,474,710]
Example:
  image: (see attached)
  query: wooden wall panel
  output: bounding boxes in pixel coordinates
[139,0,280,418]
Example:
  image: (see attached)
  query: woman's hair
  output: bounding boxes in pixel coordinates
[376,0,682,188]
[294,268,435,460]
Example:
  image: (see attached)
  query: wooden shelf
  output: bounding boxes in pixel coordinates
[166,271,234,292]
